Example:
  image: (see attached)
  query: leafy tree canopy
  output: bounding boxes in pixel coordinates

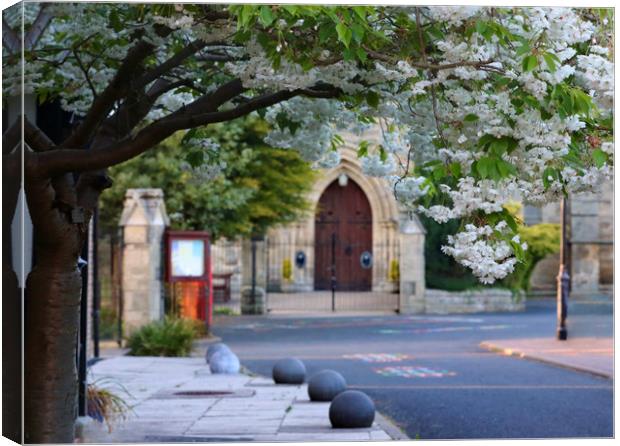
[4,4,614,284]
[99,116,316,239]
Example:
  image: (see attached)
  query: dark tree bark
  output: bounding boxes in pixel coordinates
[2,123,23,443]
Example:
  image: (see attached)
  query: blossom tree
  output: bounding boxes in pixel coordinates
[2,4,613,442]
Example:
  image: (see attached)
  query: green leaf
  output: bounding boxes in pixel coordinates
[357,140,370,157]
[464,113,479,122]
[476,157,492,179]
[356,47,368,63]
[258,6,274,27]
[352,6,367,20]
[449,162,462,178]
[592,148,607,168]
[522,54,538,72]
[335,22,352,48]
[504,213,519,233]
[186,150,204,168]
[366,91,380,108]
[542,52,557,73]
[378,145,388,162]
[542,167,558,189]
[318,24,334,43]
[351,23,365,43]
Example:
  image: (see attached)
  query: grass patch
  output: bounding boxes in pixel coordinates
[213,306,239,316]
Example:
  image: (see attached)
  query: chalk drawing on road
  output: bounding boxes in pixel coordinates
[378,324,513,335]
[373,366,457,378]
[342,353,412,363]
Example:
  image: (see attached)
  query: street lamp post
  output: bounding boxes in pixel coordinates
[556,196,570,340]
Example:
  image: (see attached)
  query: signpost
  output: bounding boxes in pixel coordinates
[165,230,212,331]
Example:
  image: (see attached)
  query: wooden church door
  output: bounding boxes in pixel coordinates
[314,178,372,291]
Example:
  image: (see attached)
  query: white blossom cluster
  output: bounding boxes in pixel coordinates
[361,154,396,177]
[441,222,527,284]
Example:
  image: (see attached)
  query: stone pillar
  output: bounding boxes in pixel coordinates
[119,189,169,336]
[398,213,426,314]
[570,193,600,298]
[240,237,268,314]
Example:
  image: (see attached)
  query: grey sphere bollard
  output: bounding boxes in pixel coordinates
[272,358,306,384]
[329,390,375,428]
[308,370,347,401]
[206,343,231,364]
[209,350,240,374]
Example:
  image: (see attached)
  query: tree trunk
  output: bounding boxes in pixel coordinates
[23,166,90,443]
[24,264,82,443]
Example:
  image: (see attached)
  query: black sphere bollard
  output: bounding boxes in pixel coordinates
[206,343,231,364]
[329,390,375,428]
[272,358,306,384]
[308,370,347,402]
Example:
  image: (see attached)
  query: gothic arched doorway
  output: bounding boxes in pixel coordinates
[314,177,372,291]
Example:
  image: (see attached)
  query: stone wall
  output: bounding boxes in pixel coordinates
[424,288,525,314]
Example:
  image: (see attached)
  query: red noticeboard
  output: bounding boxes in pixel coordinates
[165,230,212,329]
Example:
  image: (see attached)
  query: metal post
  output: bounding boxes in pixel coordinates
[556,196,570,340]
[78,243,89,416]
[92,207,100,358]
[251,237,257,307]
[331,233,336,312]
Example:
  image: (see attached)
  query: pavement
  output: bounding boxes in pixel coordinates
[77,355,404,443]
[479,336,613,379]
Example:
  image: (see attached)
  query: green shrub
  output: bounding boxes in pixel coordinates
[420,214,479,291]
[501,223,561,292]
[126,317,198,357]
[213,306,239,316]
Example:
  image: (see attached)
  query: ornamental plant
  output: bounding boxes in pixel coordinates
[2,4,613,442]
[126,317,198,357]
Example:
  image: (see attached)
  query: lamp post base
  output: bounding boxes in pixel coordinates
[557,327,568,340]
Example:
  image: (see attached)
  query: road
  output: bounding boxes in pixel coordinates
[209,300,613,440]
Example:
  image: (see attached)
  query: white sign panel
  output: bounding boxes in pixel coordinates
[171,239,204,277]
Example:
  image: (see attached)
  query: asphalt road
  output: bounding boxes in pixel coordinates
[209,300,613,440]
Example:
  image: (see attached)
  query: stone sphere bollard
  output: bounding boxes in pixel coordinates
[206,343,231,364]
[209,350,240,374]
[329,390,375,428]
[308,370,347,402]
[272,358,306,384]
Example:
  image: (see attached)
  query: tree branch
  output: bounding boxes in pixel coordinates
[35,85,341,176]
[2,17,20,54]
[364,46,495,72]
[137,39,209,88]
[25,3,54,50]
[61,39,159,149]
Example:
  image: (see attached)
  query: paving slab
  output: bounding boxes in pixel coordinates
[480,336,613,379]
[79,356,407,442]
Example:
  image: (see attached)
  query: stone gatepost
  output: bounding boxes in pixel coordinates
[119,189,169,336]
[240,237,268,314]
[570,193,600,297]
[398,213,426,313]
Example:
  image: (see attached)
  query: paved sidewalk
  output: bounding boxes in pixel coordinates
[480,337,613,379]
[79,356,403,442]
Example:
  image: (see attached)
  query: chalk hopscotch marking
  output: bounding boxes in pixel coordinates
[374,366,457,378]
[342,353,412,363]
[378,325,512,335]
